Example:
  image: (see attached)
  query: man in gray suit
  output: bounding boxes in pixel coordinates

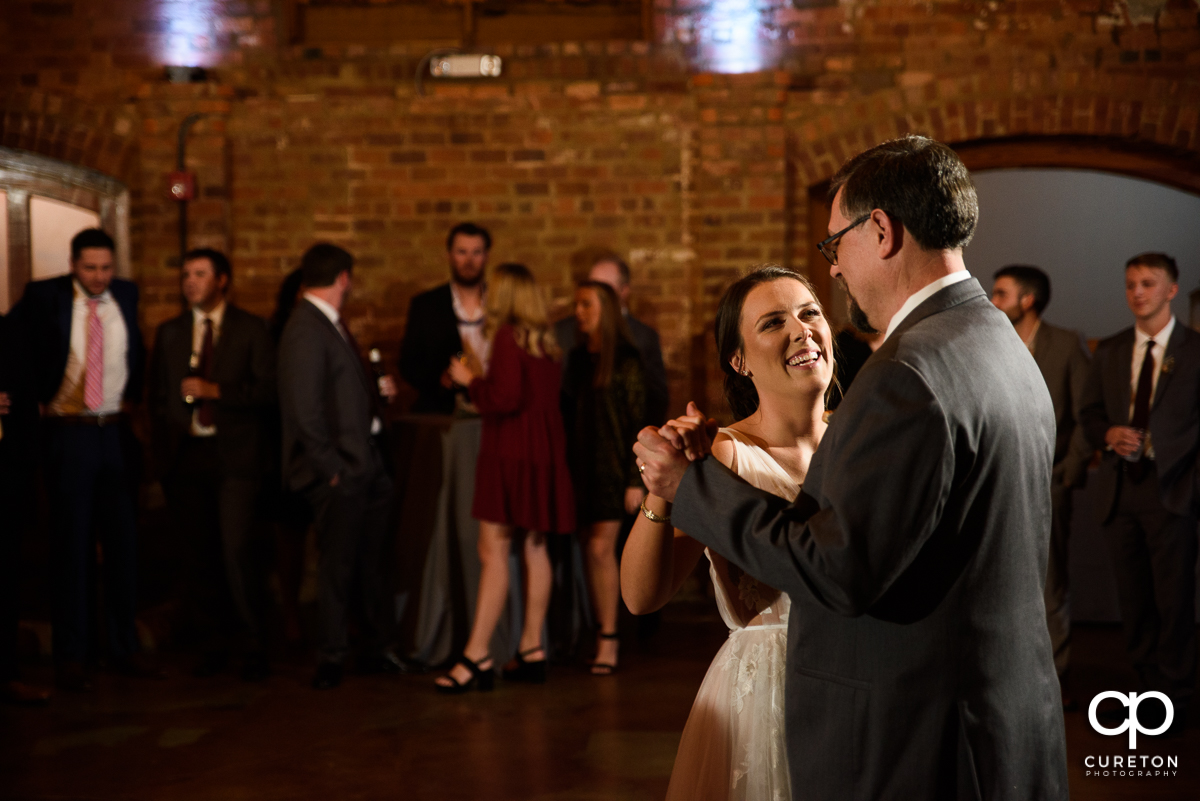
[991,264,1092,706]
[1080,252,1198,731]
[278,243,400,689]
[636,136,1067,799]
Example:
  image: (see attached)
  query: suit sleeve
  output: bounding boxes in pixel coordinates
[673,359,954,616]
[122,282,146,404]
[468,328,524,415]
[1061,332,1094,486]
[1079,343,1113,451]
[219,315,276,410]
[279,322,344,482]
[398,294,442,401]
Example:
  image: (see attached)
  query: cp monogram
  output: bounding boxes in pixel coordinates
[1088,691,1174,748]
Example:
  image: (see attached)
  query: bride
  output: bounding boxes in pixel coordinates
[621,266,835,801]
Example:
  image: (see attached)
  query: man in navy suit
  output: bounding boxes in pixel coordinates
[10,228,152,692]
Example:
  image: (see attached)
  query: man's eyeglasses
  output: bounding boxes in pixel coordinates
[817,214,871,266]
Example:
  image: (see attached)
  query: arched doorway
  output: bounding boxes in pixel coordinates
[0,146,130,312]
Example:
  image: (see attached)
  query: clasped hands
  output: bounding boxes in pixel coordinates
[634,402,720,503]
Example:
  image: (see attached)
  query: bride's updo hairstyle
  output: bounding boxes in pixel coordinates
[714,265,835,419]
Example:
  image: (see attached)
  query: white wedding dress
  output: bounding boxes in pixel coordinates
[665,428,797,801]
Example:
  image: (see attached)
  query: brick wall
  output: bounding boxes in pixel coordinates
[2,0,1198,418]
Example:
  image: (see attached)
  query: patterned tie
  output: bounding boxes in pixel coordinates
[84,298,104,411]
[197,316,215,427]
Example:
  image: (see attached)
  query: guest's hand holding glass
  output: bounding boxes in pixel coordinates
[1105,425,1146,459]
[447,353,478,387]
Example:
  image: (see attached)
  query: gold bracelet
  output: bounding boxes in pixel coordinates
[639,498,671,525]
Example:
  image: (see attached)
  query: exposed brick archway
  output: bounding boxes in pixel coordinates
[790,70,1200,189]
[0,91,138,184]
[785,70,1200,312]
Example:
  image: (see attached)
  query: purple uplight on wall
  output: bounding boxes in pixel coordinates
[667,0,783,74]
[156,0,223,69]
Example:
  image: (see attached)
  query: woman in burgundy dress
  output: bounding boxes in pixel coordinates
[435,263,575,693]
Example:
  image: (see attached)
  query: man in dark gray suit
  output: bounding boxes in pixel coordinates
[555,254,668,425]
[636,136,1067,799]
[279,243,400,689]
[1080,252,1198,731]
[150,249,275,682]
[991,264,1092,706]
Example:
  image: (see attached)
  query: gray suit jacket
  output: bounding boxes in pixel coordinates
[278,299,380,492]
[1079,320,1200,523]
[555,311,668,424]
[1030,320,1092,487]
[675,278,1067,800]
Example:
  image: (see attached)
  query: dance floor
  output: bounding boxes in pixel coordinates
[1,604,1196,800]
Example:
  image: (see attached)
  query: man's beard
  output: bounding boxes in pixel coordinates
[840,279,878,335]
[452,267,485,288]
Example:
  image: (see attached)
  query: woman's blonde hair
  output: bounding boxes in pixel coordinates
[485,262,561,359]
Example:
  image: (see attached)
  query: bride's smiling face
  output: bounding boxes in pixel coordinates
[733,279,834,403]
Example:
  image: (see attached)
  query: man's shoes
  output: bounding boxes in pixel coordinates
[312,661,343,690]
[3,680,52,707]
[192,651,228,678]
[358,650,415,675]
[110,654,167,679]
[55,662,93,693]
[240,652,270,683]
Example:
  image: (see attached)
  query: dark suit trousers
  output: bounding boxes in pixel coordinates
[1044,479,1072,678]
[45,424,139,664]
[0,430,29,680]
[306,444,395,663]
[1102,464,1198,701]
[164,438,265,653]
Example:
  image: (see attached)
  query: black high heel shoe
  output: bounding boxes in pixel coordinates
[435,655,495,694]
[590,631,620,676]
[503,647,547,684]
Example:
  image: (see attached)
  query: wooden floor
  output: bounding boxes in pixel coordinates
[1,608,1196,800]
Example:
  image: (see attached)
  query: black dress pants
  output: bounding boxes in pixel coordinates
[1102,463,1198,704]
[44,423,140,665]
[164,437,266,653]
[0,421,32,681]
[306,446,395,663]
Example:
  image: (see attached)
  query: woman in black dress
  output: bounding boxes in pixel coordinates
[562,281,646,674]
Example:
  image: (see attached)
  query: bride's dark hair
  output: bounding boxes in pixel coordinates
[714,265,837,419]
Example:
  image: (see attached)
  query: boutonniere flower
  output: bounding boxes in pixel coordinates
[1161,357,1175,375]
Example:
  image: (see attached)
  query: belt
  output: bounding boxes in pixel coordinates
[45,413,127,427]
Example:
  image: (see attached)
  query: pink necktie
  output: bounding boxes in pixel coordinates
[84,298,104,411]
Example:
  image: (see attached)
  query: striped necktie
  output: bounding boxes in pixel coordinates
[84,298,104,411]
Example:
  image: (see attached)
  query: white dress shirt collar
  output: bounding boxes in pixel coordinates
[191,300,227,331]
[884,270,972,340]
[73,278,113,304]
[303,293,341,327]
[1134,315,1174,352]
